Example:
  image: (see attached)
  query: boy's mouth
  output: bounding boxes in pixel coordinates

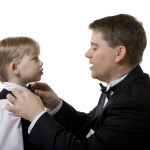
[40,69,43,75]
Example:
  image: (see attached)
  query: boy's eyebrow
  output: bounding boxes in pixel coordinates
[28,52,39,56]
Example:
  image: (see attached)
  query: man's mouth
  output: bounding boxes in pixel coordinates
[89,63,93,70]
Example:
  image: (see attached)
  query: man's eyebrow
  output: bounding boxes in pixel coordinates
[91,42,98,46]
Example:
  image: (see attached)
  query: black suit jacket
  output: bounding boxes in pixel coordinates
[0,89,41,150]
[29,66,150,150]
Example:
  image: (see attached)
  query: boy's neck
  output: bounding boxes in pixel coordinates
[7,80,27,88]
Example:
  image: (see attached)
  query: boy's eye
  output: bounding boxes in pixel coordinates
[33,57,39,61]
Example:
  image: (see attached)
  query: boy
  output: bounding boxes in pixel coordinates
[0,37,43,150]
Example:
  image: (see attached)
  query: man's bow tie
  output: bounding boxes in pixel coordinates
[99,83,116,100]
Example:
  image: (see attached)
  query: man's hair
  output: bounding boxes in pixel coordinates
[89,14,147,67]
[0,36,40,83]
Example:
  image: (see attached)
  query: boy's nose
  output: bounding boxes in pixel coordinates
[39,60,43,66]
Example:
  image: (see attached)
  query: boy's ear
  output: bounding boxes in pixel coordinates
[114,46,127,63]
[10,62,20,74]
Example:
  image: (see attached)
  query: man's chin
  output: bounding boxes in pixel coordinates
[91,73,96,79]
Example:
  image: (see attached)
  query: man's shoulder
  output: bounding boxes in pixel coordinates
[132,72,150,89]
[120,72,150,104]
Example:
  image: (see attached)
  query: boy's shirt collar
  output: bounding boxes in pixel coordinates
[4,82,25,92]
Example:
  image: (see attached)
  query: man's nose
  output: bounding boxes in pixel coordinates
[85,49,92,58]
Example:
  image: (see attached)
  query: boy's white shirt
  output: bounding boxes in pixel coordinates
[0,82,62,149]
[0,82,24,150]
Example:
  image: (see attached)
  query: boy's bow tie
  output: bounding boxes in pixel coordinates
[27,84,34,92]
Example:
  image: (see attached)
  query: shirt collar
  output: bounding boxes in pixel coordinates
[106,74,128,91]
[4,82,25,92]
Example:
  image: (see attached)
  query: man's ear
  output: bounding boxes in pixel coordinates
[115,46,127,63]
[10,62,20,74]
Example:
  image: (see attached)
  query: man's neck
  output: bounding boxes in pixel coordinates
[106,65,135,84]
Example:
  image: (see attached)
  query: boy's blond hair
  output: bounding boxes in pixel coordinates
[0,37,40,83]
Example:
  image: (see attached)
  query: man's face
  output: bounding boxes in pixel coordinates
[85,30,116,83]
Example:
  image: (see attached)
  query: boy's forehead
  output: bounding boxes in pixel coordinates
[26,47,40,55]
[27,52,39,56]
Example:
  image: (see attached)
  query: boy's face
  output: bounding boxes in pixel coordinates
[17,54,43,85]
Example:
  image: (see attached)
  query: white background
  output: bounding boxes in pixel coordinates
[0,0,150,112]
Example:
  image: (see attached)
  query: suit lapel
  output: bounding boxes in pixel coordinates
[77,66,144,138]
[104,65,144,109]
[94,93,106,118]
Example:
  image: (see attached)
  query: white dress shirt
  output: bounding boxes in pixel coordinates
[86,74,127,138]
[103,74,127,107]
[0,82,24,150]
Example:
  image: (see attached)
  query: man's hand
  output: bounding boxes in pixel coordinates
[5,88,45,122]
[32,82,62,110]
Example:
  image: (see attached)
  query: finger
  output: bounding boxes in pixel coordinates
[22,87,31,92]
[5,104,16,113]
[34,89,46,97]
[31,82,39,87]
[7,94,16,104]
[12,88,22,99]
[31,82,40,92]
[11,97,16,104]
[32,82,51,91]
[22,88,33,97]
[13,87,31,98]
[32,82,44,89]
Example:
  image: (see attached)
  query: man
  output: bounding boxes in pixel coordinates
[6,14,150,149]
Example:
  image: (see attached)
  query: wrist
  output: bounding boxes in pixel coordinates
[51,98,62,111]
[29,108,45,122]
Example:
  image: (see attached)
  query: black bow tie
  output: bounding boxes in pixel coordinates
[27,84,34,92]
[99,83,116,100]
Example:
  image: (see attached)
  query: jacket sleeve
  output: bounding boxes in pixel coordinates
[28,101,104,150]
[28,95,150,150]
[28,112,107,150]
[52,100,96,135]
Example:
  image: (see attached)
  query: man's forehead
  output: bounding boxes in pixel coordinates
[90,30,105,45]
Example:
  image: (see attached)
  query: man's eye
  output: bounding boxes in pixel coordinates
[92,48,97,51]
